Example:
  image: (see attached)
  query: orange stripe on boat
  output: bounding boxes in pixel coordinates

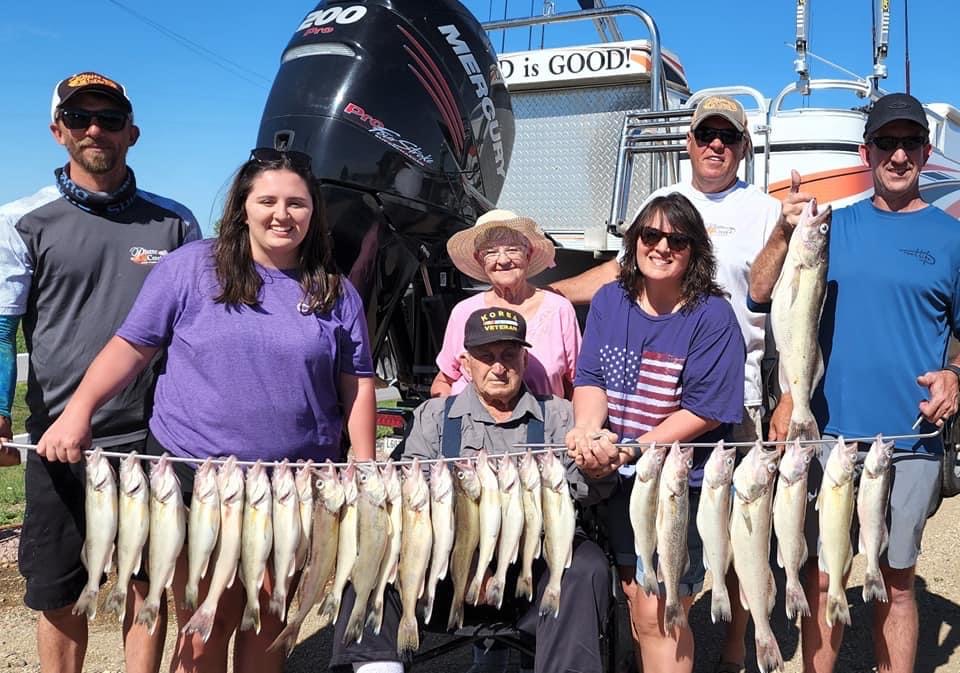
[768,166,873,203]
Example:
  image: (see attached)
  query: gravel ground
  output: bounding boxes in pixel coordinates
[0,497,958,673]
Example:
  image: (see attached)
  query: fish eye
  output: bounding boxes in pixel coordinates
[819,223,829,234]
[456,471,465,480]
[724,457,734,466]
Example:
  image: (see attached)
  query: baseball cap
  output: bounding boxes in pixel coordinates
[463,308,531,349]
[51,72,133,122]
[864,93,929,139]
[689,95,748,133]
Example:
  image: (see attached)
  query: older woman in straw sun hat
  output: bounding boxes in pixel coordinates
[431,209,581,399]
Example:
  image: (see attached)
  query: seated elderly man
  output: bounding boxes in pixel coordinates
[328,307,615,673]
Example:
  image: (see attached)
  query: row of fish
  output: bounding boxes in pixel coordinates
[74,447,577,656]
[629,435,893,673]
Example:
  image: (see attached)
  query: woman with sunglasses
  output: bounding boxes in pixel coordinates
[36,148,376,673]
[566,192,745,673]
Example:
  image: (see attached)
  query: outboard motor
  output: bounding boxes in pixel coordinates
[257,0,513,396]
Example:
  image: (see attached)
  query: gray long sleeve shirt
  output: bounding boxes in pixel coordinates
[401,385,615,505]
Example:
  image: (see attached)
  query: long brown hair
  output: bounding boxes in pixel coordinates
[213,154,340,313]
[618,192,725,309]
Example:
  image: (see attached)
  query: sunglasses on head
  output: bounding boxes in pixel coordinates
[693,127,744,146]
[249,148,313,172]
[58,108,129,132]
[868,135,927,152]
[638,226,691,251]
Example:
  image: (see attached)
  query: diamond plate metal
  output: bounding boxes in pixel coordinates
[497,84,655,235]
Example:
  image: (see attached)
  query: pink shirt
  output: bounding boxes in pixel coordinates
[436,291,581,397]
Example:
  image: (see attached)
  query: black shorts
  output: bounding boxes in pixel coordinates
[143,431,196,507]
[18,436,146,611]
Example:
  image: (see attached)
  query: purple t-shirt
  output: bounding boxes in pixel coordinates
[575,282,745,484]
[117,239,374,463]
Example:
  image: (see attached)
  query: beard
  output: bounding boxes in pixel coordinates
[64,138,120,175]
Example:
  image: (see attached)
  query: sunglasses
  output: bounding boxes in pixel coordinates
[693,127,744,146]
[638,226,691,251]
[868,135,927,152]
[249,148,313,172]
[58,108,129,132]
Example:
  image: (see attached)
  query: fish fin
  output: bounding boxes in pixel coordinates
[663,601,687,634]
[702,550,711,572]
[79,544,88,570]
[317,594,339,630]
[640,568,660,597]
[539,586,561,619]
[105,544,115,574]
[857,531,865,555]
[755,632,785,673]
[421,591,436,624]
[267,621,301,655]
[766,570,777,614]
[240,602,261,634]
[682,551,690,577]
[515,574,533,601]
[133,550,144,577]
[843,548,853,575]
[825,592,851,628]
[776,546,784,569]
[396,615,421,656]
[818,555,829,573]
[72,588,98,620]
[786,414,820,443]
[656,560,664,584]
[741,509,753,535]
[447,601,464,632]
[226,565,238,589]
[269,588,288,621]
[466,576,481,606]
[862,571,889,604]
[485,578,504,610]
[184,584,199,612]
[182,606,216,644]
[880,525,889,554]
[365,598,384,635]
[564,543,572,570]
[739,585,750,611]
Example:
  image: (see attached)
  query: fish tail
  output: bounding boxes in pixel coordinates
[103,585,127,623]
[183,583,199,612]
[267,621,300,655]
[72,588,98,620]
[787,415,820,442]
[663,601,687,633]
[182,605,216,643]
[485,577,504,609]
[135,599,160,636]
[365,599,384,635]
[710,584,732,624]
[447,602,464,632]
[396,616,420,656]
[640,567,661,597]
[421,589,436,624]
[785,579,811,619]
[538,585,561,619]
[343,610,365,645]
[515,574,533,601]
[269,588,288,621]
[240,602,261,634]
[862,571,889,604]
[755,633,785,672]
[825,592,851,627]
[317,594,340,630]
[465,576,481,606]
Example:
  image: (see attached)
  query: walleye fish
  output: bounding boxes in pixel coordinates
[696,441,737,623]
[294,460,315,571]
[487,455,524,609]
[317,461,359,629]
[368,461,402,634]
[858,435,894,603]
[515,450,543,601]
[397,459,433,655]
[539,449,575,619]
[183,456,244,642]
[343,462,390,645]
[240,461,273,634]
[772,439,816,619]
[104,451,149,622]
[184,458,221,611]
[423,460,455,623]
[467,449,502,606]
[730,442,783,673]
[656,442,693,633]
[73,448,118,620]
[629,442,669,597]
[447,459,481,631]
[136,454,186,635]
[270,461,344,654]
[269,460,302,620]
[818,437,858,627]
[770,198,832,441]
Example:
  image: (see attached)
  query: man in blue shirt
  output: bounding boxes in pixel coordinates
[750,93,960,673]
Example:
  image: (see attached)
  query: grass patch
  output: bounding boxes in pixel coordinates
[1,382,28,526]
[16,324,25,354]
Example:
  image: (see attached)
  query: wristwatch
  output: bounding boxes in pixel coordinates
[943,364,960,382]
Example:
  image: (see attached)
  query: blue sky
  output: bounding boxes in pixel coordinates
[2,0,954,234]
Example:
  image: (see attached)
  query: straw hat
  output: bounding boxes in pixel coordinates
[447,209,555,282]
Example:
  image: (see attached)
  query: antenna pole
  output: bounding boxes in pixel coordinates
[904,0,912,94]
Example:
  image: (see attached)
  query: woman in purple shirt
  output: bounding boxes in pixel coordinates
[566,193,745,673]
[36,149,376,673]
